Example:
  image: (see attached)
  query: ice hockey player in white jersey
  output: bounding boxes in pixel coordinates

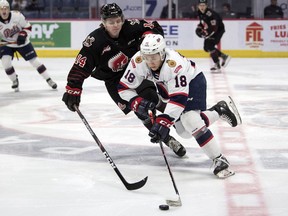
[0,0,57,92]
[118,34,242,178]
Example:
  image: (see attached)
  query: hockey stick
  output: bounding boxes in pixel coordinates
[148,111,182,207]
[0,41,17,46]
[74,105,148,190]
[159,141,182,206]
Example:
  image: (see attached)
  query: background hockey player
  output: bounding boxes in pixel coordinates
[0,0,57,92]
[195,0,231,73]
[62,3,186,157]
[118,34,242,178]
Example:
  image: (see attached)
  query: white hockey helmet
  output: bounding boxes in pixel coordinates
[0,0,10,8]
[140,34,166,61]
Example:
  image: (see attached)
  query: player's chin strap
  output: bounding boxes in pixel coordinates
[74,104,148,191]
[148,110,182,207]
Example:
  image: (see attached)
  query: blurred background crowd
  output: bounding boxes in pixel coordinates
[7,0,286,19]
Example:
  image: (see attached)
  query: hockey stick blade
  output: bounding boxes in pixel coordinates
[74,105,148,191]
[124,176,148,191]
[166,197,182,207]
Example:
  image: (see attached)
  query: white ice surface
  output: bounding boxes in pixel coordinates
[0,57,288,216]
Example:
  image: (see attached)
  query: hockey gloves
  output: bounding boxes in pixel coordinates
[129,96,156,119]
[17,31,28,45]
[149,114,174,143]
[62,85,82,111]
[195,25,208,38]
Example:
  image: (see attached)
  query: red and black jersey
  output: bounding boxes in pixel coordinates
[67,19,163,88]
[197,8,224,37]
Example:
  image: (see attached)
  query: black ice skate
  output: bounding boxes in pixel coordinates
[213,154,235,179]
[209,96,242,127]
[221,54,231,67]
[164,136,186,157]
[210,61,221,73]
[46,78,57,89]
[12,76,19,92]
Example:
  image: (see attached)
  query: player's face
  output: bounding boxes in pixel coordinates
[103,17,124,38]
[0,6,10,19]
[198,3,207,13]
[142,53,162,71]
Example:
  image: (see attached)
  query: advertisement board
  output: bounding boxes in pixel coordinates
[30,20,288,57]
[30,22,71,48]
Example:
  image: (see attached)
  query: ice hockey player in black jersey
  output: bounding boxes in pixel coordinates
[195,0,231,72]
[62,3,186,157]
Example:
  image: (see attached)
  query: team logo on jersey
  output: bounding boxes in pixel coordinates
[128,19,140,25]
[143,22,154,29]
[211,19,216,26]
[3,25,20,38]
[108,52,129,72]
[117,102,127,111]
[83,36,95,47]
[167,60,176,67]
[135,56,142,64]
[206,11,212,17]
[101,45,111,55]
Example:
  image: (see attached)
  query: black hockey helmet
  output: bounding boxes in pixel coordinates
[198,0,207,4]
[100,3,123,20]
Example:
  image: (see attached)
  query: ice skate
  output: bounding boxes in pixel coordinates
[11,76,19,92]
[221,54,231,67]
[209,96,242,127]
[213,154,235,179]
[164,136,186,157]
[210,61,221,73]
[46,78,57,89]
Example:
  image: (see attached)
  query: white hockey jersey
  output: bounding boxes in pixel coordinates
[118,48,200,122]
[0,10,31,47]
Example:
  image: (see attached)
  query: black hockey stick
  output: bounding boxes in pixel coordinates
[159,140,182,206]
[148,110,182,206]
[74,105,148,190]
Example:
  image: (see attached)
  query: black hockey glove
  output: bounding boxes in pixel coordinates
[62,85,82,112]
[129,96,156,119]
[17,31,27,45]
[195,25,208,38]
[149,114,174,143]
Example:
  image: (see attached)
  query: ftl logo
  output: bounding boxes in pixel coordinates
[245,22,263,48]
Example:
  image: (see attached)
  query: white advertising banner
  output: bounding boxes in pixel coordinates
[234,20,288,51]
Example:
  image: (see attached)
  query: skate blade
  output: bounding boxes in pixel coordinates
[14,88,19,92]
[222,56,231,68]
[216,168,235,179]
[227,96,242,125]
[210,69,221,74]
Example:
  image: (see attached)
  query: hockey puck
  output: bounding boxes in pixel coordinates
[159,204,169,210]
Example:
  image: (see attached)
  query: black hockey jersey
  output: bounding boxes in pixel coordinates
[197,8,224,37]
[67,19,164,88]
